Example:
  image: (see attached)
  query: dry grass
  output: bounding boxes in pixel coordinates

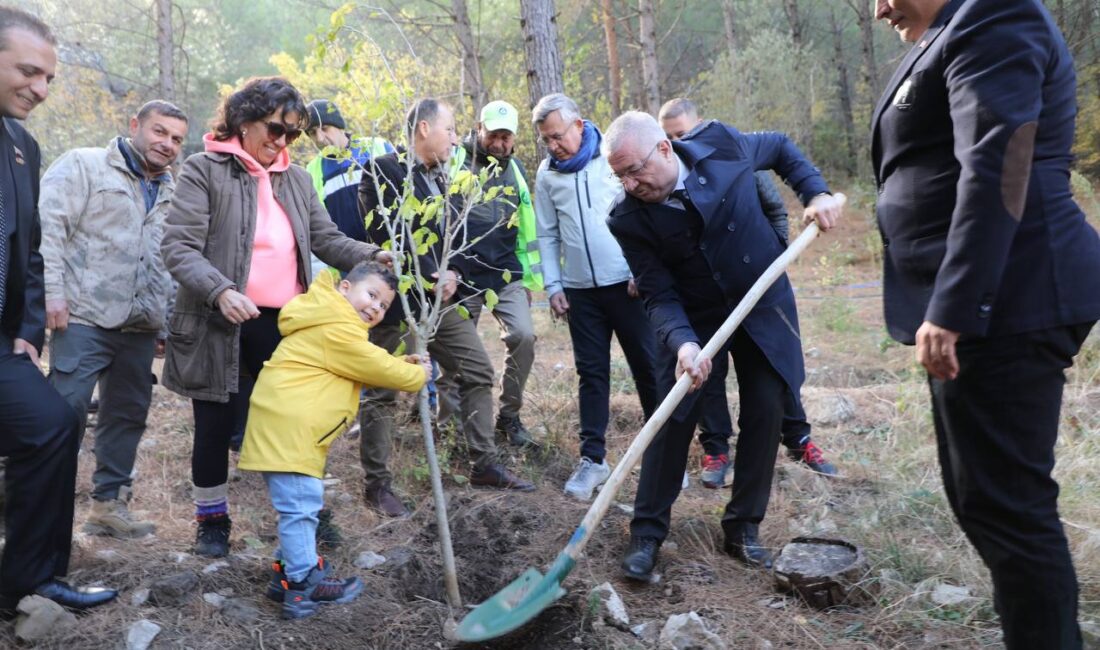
[3,190,1097,649]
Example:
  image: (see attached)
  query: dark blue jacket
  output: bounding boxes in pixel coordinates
[0,118,46,351]
[872,0,1100,344]
[608,121,828,392]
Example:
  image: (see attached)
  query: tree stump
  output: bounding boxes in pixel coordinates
[773,537,875,609]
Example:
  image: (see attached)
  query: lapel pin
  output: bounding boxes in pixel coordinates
[13,144,25,165]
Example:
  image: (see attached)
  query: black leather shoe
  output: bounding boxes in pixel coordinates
[722,522,773,569]
[34,579,118,610]
[620,536,661,582]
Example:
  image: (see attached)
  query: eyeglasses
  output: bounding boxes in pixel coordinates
[539,122,578,146]
[262,120,303,144]
[614,141,661,182]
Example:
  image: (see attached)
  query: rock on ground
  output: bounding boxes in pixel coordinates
[658,611,726,650]
[354,551,386,569]
[590,582,630,630]
[126,619,162,650]
[631,620,660,645]
[220,598,261,624]
[130,587,151,607]
[149,571,200,606]
[14,595,77,642]
[203,592,227,608]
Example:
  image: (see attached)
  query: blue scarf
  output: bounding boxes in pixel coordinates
[549,120,601,174]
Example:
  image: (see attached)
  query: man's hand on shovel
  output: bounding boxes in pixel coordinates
[804,193,844,231]
[676,342,711,392]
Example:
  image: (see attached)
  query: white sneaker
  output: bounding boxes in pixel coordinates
[682,471,690,490]
[564,458,612,501]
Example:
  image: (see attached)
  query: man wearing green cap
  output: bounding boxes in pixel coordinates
[442,100,542,447]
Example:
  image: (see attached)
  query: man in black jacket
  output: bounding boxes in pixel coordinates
[356,99,534,518]
[873,1,1100,647]
[603,111,842,582]
[0,6,117,611]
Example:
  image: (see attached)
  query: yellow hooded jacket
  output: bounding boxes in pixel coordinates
[238,270,426,478]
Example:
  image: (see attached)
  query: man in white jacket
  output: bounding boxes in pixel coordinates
[533,93,658,501]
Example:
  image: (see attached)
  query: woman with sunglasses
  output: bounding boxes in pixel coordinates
[161,76,389,557]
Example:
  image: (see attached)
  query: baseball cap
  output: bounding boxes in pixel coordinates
[480,100,519,134]
[306,99,347,131]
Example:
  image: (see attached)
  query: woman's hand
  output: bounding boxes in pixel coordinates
[373,250,395,268]
[216,289,261,324]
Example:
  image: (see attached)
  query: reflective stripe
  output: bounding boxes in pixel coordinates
[321,167,364,200]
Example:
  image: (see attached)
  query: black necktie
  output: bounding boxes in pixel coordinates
[0,180,8,320]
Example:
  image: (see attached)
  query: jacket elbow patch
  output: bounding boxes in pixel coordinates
[1001,121,1037,222]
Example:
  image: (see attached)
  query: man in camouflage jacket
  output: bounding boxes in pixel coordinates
[38,100,188,539]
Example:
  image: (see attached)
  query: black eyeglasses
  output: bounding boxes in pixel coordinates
[263,120,303,144]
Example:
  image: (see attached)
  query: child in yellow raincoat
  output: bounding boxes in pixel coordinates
[239,261,429,619]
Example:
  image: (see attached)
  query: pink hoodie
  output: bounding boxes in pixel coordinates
[204,133,302,308]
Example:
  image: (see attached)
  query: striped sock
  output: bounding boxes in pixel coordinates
[194,483,229,522]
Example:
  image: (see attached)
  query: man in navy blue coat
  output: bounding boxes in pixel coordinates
[603,112,842,581]
[873,1,1100,646]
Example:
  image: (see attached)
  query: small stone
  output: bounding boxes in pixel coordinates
[354,551,387,570]
[139,438,158,449]
[14,595,77,642]
[659,611,726,650]
[930,583,972,607]
[203,592,226,608]
[202,560,230,574]
[130,588,150,607]
[663,541,679,551]
[615,502,634,516]
[322,477,342,487]
[631,620,660,643]
[149,571,200,606]
[336,492,354,504]
[126,619,162,650]
[217,588,235,597]
[95,549,122,562]
[166,551,189,563]
[572,636,583,644]
[589,582,630,630]
[756,640,774,650]
[220,598,261,624]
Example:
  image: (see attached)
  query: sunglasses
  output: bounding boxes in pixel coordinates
[262,120,303,144]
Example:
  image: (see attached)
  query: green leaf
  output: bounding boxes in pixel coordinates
[398,274,415,295]
[456,304,471,320]
[484,289,499,312]
[452,474,469,485]
[502,269,512,284]
[484,186,501,202]
[393,340,407,356]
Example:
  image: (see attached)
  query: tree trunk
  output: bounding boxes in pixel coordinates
[155,0,175,101]
[638,0,661,115]
[831,9,857,176]
[519,0,564,112]
[783,0,803,49]
[848,0,877,99]
[721,0,739,64]
[783,0,812,150]
[452,0,486,121]
[601,0,622,116]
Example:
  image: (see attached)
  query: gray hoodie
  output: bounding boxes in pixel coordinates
[534,152,632,295]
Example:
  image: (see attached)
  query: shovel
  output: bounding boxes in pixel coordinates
[455,197,844,642]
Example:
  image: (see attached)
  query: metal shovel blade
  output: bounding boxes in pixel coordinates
[454,563,567,642]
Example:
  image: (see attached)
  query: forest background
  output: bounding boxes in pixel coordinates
[19,0,1100,188]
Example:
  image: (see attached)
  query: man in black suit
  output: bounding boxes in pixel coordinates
[873,1,1100,646]
[0,6,117,610]
[602,111,842,581]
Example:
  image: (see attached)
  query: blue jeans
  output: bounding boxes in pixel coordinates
[263,472,324,583]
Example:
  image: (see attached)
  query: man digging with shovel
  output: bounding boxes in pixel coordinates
[603,112,842,581]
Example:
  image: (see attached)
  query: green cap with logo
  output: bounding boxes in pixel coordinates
[480,100,519,134]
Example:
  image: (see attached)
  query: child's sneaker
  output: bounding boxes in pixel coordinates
[281,559,363,619]
[266,559,287,602]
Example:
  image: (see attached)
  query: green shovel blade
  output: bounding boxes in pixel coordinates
[455,554,575,642]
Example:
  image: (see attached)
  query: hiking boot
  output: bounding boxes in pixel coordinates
[317,508,343,549]
[700,453,731,489]
[621,536,661,582]
[495,414,540,449]
[281,559,363,620]
[194,516,231,557]
[787,439,838,476]
[83,497,156,538]
[563,457,611,501]
[266,559,287,602]
[364,480,409,518]
[469,463,536,491]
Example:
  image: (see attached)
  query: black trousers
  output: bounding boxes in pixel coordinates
[0,339,82,597]
[929,321,1094,650]
[696,351,811,456]
[192,309,281,488]
[564,283,659,463]
[632,325,784,540]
